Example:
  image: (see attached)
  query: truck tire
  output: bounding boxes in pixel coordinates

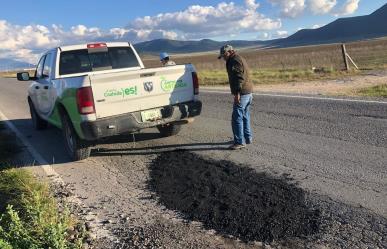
[28,99,48,130]
[61,113,91,161]
[157,123,181,137]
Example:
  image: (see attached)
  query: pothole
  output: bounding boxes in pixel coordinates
[148,150,321,243]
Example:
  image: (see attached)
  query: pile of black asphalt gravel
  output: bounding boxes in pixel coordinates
[148,150,321,243]
[148,150,387,248]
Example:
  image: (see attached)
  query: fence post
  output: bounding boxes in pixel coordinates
[341,43,349,71]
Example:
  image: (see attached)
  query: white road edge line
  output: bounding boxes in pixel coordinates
[201,90,387,105]
[0,109,63,184]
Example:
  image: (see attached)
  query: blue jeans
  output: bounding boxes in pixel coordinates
[232,94,253,145]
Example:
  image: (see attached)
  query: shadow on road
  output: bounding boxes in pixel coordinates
[92,140,231,157]
[0,119,72,166]
[95,132,162,144]
[1,119,231,165]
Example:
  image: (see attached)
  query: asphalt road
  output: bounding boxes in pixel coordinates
[0,77,386,248]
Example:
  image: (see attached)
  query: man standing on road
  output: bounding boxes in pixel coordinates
[160,52,176,66]
[218,45,253,150]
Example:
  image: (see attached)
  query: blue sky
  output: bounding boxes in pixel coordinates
[1,0,385,34]
[0,0,386,62]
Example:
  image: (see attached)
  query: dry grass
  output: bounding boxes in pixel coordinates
[3,38,387,89]
[355,84,387,97]
[0,72,17,78]
[142,38,387,86]
[197,68,361,86]
[143,38,387,71]
[0,70,34,78]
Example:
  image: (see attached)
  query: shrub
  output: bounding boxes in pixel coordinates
[0,169,86,249]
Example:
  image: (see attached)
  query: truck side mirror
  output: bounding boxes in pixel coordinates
[17,72,30,81]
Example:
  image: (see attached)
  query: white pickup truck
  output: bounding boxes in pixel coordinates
[17,42,202,161]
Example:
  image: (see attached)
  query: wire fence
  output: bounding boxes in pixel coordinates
[142,38,387,72]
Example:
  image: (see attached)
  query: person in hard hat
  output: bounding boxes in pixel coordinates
[160,52,176,66]
[218,45,253,150]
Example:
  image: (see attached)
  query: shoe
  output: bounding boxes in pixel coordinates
[229,144,246,150]
[246,139,252,145]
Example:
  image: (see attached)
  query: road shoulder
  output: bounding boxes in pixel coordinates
[202,71,387,98]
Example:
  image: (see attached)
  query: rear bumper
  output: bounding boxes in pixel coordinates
[80,100,202,140]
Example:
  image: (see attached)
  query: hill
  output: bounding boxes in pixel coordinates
[274,3,387,47]
[133,39,276,54]
[0,59,34,72]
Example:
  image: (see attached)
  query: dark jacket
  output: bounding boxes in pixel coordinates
[226,53,253,95]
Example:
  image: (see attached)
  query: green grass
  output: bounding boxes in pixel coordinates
[0,123,86,248]
[0,169,86,249]
[356,84,387,97]
[198,68,360,86]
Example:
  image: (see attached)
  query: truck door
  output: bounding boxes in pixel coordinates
[30,55,45,114]
[35,53,55,116]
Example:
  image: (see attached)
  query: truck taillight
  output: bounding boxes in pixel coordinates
[192,72,199,95]
[76,87,95,115]
[87,43,107,49]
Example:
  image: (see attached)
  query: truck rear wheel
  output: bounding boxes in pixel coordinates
[61,113,91,161]
[157,123,181,137]
[28,99,48,130]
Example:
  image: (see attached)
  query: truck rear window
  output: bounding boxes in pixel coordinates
[59,47,140,75]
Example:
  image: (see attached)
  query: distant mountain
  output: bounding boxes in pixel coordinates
[0,58,34,71]
[274,3,387,47]
[133,4,387,53]
[133,39,275,54]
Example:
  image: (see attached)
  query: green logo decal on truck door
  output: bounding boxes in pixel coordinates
[104,86,138,98]
[160,77,187,92]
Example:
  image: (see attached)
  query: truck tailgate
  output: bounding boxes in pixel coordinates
[89,65,195,119]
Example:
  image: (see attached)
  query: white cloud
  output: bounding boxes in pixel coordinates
[245,0,260,10]
[109,28,127,39]
[129,0,281,39]
[71,25,102,37]
[0,1,283,63]
[0,21,182,63]
[162,30,179,40]
[312,24,321,29]
[276,30,289,37]
[269,0,359,17]
[0,21,57,51]
[0,20,60,63]
[71,25,87,36]
[334,0,360,16]
[257,32,271,39]
[268,0,306,18]
[309,0,337,14]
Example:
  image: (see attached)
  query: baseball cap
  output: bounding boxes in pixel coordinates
[218,45,234,59]
[160,52,169,61]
